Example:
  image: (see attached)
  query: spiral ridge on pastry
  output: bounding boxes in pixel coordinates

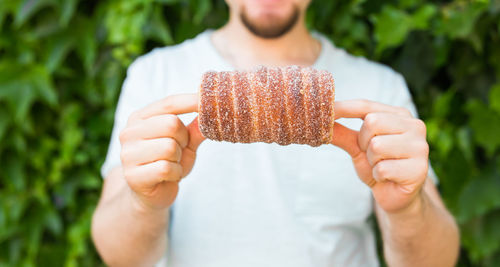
[198,65,335,147]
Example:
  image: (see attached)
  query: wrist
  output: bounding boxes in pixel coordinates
[388,188,425,218]
[125,188,169,219]
[381,189,429,238]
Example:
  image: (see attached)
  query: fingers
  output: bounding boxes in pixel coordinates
[335,100,412,120]
[121,138,183,166]
[128,93,198,124]
[358,113,409,151]
[179,116,206,177]
[124,160,184,189]
[330,122,362,158]
[120,114,189,148]
[358,113,426,151]
[186,116,205,152]
[365,134,429,165]
[118,94,203,209]
[372,158,428,191]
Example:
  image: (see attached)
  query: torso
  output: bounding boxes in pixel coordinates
[114,29,416,266]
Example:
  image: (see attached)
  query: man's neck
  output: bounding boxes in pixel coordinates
[211,13,321,70]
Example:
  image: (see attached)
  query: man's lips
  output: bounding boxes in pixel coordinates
[252,0,286,8]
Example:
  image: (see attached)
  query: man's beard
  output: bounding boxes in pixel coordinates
[240,5,300,39]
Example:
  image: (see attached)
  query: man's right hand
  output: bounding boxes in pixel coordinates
[118,93,204,212]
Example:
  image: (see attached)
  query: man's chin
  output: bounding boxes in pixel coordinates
[240,6,300,39]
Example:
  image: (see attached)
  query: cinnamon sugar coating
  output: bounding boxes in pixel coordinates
[198,65,335,147]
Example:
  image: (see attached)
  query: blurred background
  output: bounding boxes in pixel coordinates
[0,0,499,266]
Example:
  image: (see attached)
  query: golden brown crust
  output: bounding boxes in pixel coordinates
[198,65,335,147]
[216,71,236,142]
[199,71,222,141]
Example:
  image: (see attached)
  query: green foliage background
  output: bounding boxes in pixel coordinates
[0,0,499,266]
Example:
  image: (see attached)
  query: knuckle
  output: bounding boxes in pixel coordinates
[423,142,430,156]
[120,146,130,164]
[368,137,383,154]
[119,128,132,143]
[414,119,427,135]
[364,113,378,129]
[163,138,179,157]
[164,115,181,132]
[417,140,429,156]
[157,160,172,177]
[375,162,390,179]
[418,159,429,177]
[160,115,179,135]
[122,168,138,187]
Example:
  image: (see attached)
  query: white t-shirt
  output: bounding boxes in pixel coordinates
[102,29,437,267]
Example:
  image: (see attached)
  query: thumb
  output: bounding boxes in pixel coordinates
[186,116,206,152]
[330,122,362,158]
[179,116,205,178]
[331,122,376,188]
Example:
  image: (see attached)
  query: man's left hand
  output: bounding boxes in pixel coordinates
[331,100,429,213]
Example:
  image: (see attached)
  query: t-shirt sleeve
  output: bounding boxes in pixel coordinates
[385,71,439,184]
[100,57,155,178]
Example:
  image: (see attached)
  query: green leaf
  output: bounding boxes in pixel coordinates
[437,1,488,39]
[44,207,62,236]
[0,63,58,119]
[433,89,455,118]
[0,3,7,29]
[432,36,450,67]
[3,192,28,227]
[491,0,500,14]
[466,99,500,155]
[394,33,437,91]
[0,108,9,142]
[154,0,180,4]
[0,83,36,123]
[58,0,77,26]
[372,5,412,53]
[372,4,437,54]
[31,66,58,107]
[0,201,6,237]
[44,35,74,73]
[3,156,26,191]
[462,210,500,262]
[193,0,212,24]
[490,83,500,114]
[74,18,97,74]
[66,207,93,263]
[456,126,474,162]
[105,1,151,59]
[398,0,419,9]
[14,0,54,28]
[144,6,174,45]
[38,244,65,266]
[411,4,437,29]
[457,170,500,222]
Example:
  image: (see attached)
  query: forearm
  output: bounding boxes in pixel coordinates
[92,176,168,266]
[376,181,459,267]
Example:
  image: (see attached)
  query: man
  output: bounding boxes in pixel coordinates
[92,0,460,266]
